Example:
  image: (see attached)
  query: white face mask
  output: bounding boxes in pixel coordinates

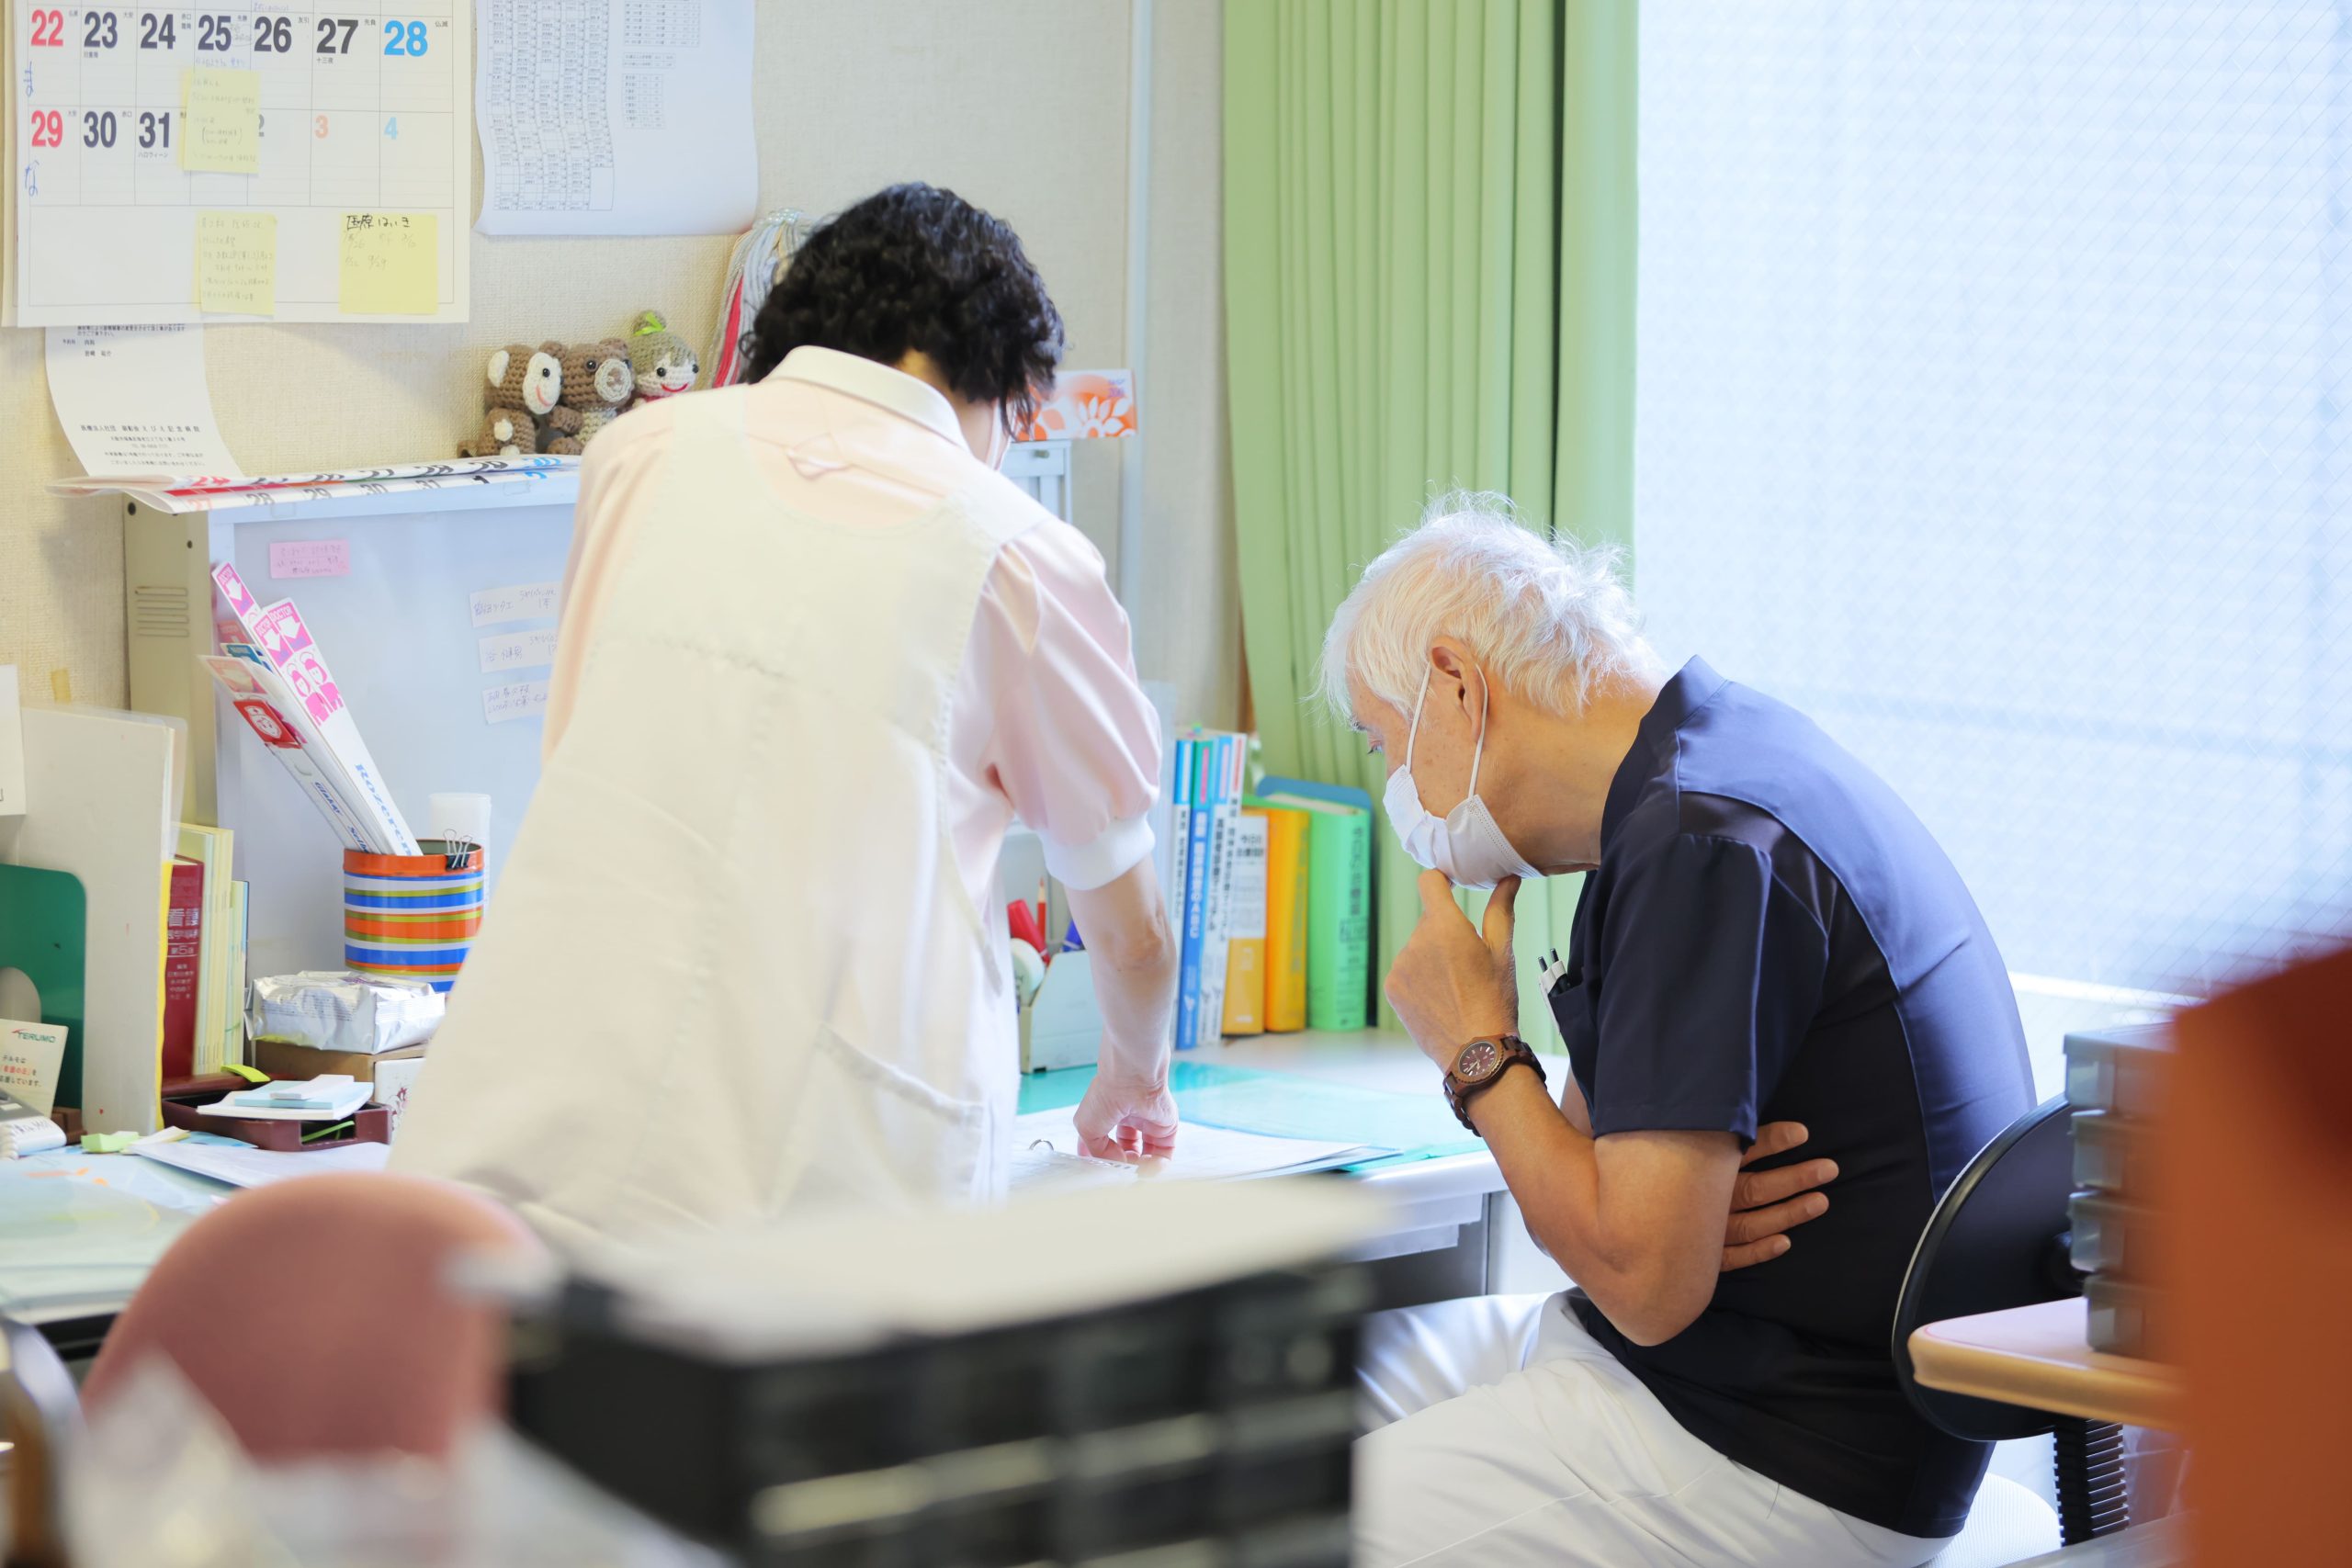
[1383,663,1543,890]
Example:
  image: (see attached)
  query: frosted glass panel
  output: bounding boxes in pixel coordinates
[1635,1,2352,998]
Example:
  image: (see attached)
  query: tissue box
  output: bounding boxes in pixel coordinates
[254,1038,428,1138]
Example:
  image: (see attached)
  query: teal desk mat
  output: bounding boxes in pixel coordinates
[1018,1060,1482,1167]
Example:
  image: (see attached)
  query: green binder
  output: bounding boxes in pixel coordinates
[0,864,89,1105]
[1254,778,1373,1032]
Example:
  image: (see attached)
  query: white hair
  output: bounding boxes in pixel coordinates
[1318,491,1657,724]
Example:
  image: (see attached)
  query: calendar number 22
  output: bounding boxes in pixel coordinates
[383,19,428,55]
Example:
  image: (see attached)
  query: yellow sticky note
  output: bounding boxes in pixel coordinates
[182,67,261,175]
[221,1063,270,1084]
[195,211,277,315]
[338,211,439,316]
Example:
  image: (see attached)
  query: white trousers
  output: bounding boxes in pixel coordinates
[1352,1293,1955,1568]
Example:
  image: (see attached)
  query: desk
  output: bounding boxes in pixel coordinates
[1908,1298,2184,1431]
[0,1146,231,1359]
[1023,1030,1563,1309]
[0,1032,1532,1354]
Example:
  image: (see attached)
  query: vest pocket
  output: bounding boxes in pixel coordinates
[778,1023,993,1211]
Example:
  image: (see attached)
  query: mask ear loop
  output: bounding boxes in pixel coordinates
[1465,664,1491,800]
[1404,663,1432,774]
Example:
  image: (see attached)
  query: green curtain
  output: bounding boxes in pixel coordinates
[1224,0,1637,1042]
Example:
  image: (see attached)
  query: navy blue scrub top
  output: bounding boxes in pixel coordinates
[1550,658,2033,1539]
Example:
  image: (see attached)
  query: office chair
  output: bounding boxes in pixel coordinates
[2,1172,541,1567]
[1894,1096,2130,1548]
[1,1314,79,1568]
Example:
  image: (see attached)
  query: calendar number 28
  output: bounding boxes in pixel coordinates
[383,18,428,55]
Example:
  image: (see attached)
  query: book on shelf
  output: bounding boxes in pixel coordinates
[1255,777,1374,1032]
[223,879,249,1069]
[161,856,205,1082]
[1193,734,1246,1049]
[1250,799,1311,1032]
[1219,808,1272,1036]
[175,823,237,1075]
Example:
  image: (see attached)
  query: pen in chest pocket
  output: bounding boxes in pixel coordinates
[1538,948,1570,999]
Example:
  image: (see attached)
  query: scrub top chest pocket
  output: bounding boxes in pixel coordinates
[1545,966,1600,1108]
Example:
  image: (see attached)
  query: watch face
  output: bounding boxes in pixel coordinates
[1455,1040,1501,1082]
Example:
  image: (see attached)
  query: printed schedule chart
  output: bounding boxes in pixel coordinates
[11,1,470,322]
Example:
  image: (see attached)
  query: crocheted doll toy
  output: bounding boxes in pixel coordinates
[627,310,700,405]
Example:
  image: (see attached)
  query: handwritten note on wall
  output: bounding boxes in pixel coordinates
[478,627,560,673]
[339,212,439,315]
[195,211,277,316]
[268,539,350,580]
[482,680,548,726]
[469,581,560,627]
[183,68,261,175]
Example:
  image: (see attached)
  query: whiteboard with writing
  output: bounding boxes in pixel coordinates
[10,0,470,324]
[209,480,573,976]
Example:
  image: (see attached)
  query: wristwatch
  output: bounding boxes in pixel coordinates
[1443,1034,1546,1132]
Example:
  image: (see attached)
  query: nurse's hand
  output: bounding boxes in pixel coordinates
[1073,1067,1179,1164]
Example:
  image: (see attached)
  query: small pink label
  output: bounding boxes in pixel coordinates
[269,539,351,580]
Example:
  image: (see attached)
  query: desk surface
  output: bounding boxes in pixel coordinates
[1909,1298,2184,1431]
[0,1145,229,1325]
[2,1031,1510,1331]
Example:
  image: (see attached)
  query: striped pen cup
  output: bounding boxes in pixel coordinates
[343,841,484,992]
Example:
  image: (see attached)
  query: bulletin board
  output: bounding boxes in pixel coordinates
[194,484,573,976]
[10,0,470,324]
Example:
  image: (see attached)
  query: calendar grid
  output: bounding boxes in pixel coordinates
[11,1,470,321]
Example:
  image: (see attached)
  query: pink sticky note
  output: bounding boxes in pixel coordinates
[270,539,352,580]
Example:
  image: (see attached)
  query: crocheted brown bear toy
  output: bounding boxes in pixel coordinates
[458,343,564,457]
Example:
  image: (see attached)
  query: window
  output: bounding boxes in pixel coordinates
[1634,2,2351,1069]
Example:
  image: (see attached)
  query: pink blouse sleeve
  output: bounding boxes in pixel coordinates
[972,522,1163,890]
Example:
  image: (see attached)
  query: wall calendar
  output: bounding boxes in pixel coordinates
[10,1,469,323]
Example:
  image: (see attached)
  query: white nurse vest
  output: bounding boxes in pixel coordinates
[390,387,1038,1254]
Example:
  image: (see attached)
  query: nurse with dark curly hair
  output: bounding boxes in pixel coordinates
[394,184,1181,1251]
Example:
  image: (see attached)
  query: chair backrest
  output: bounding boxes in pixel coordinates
[1891,1095,2080,1441]
[79,1171,539,1462]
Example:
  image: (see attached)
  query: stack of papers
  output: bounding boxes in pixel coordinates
[197,1075,372,1122]
[132,1137,390,1190]
[1009,1110,1382,1196]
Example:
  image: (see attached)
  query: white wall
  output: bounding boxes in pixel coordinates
[1,0,1236,726]
[1135,0,1240,729]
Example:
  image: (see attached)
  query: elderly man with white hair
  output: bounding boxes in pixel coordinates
[1329,495,2034,1567]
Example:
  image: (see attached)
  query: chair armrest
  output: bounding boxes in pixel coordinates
[2,1315,82,1568]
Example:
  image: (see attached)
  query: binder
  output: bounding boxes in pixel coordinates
[1175,738,1216,1051]
[175,822,235,1074]
[1193,734,1244,1047]
[1246,800,1310,1032]
[1256,776,1374,1032]
[1218,809,1272,1036]
[1167,736,1196,1050]
[162,857,204,1082]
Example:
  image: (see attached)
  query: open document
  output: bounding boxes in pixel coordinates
[1011,1109,1382,1196]
[475,0,758,237]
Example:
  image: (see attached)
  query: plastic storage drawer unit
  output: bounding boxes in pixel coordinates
[2068,1190,2164,1280]
[2063,1022,2171,1118]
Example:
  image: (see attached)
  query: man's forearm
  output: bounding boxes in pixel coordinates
[1466,1067,1722,1346]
